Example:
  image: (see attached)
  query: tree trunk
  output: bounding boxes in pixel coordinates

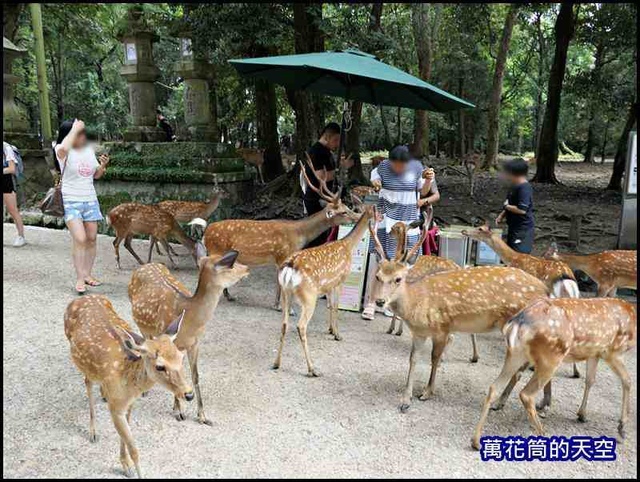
[607,102,637,191]
[380,107,392,148]
[411,4,438,158]
[583,118,596,163]
[396,107,402,145]
[484,4,518,169]
[532,3,576,184]
[254,79,283,181]
[533,12,547,155]
[583,43,604,163]
[600,120,609,163]
[3,3,23,42]
[458,78,465,158]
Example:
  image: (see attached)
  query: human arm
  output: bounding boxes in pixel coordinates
[55,119,85,165]
[418,178,440,207]
[3,144,16,175]
[3,159,16,175]
[370,167,381,191]
[93,153,110,179]
[419,167,435,196]
[504,183,532,216]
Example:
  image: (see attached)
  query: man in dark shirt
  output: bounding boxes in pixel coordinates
[302,122,342,247]
[496,158,535,253]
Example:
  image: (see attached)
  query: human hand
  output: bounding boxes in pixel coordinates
[495,213,505,225]
[340,153,354,170]
[99,154,110,167]
[417,198,429,208]
[372,180,382,191]
[72,119,85,132]
[422,168,435,181]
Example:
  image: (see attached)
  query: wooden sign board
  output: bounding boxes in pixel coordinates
[336,224,371,311]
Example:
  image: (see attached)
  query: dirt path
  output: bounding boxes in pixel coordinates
[3,225,636,478]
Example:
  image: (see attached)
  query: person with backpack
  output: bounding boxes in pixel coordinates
[3,141,26,247]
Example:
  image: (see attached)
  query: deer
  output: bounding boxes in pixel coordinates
[64,295,193,478]
[472,297,636,449]
[202,154,360,308]
[370,222,558,413]
[543,243,637,297]
[128,250,249,425]
[273,204,374,377]
[107,202,204,270]
[237,147,265,184]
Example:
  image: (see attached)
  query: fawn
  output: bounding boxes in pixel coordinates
[472,297,636,449]
[237,147,265,184]
[543,243,637,296]
[108,202,203,269]
[128,250,249,424]
[202,155,359,307]
[274,204,374,376]
[64,295,193,478]
[157,190,225,224]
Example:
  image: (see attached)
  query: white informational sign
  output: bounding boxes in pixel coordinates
[125,43,137,64]
[625,131,637,195]
[475,228,503,266]
[336,224,371,312]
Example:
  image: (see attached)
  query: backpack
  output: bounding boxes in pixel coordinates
[3,144,25,183]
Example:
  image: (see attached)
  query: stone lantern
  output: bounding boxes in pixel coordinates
[174,34,218,141]
[117,6,164,142]
[3,37,38,148]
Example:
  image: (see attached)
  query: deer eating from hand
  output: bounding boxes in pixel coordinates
[202,154,359,307]
[472,297,636,449]
[64,295,192,478]
[128,250,249,425]
[273,204,374,377]
[543,243,637,297]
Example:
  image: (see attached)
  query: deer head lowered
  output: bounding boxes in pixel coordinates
[202,153,359,309]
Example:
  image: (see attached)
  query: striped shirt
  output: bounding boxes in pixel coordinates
[370,159,424,260]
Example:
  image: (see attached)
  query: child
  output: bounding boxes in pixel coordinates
[496,158,534,254]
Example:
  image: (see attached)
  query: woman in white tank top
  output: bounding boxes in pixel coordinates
[54,119,109,294]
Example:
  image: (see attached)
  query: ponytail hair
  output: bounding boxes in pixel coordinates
[53,120,75,172]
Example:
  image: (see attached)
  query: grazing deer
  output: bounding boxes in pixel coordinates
[472,297,636,449]
[237,147,265,184]
[107,203,203,269]
[64,295,193,478]
[274,204,373,377]
[543,243,637,297]
[463,226,580,298]
[202,155,359,307]
[128,250,249,425]
[371,223,552,412]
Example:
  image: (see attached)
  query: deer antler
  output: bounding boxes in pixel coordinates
[402,207,432,263]
[301,154,339,203]
[368,210,386,261]
[390,222,408,261]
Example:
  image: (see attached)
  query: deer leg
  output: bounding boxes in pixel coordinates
[419,333,449,401]
[536,380,552,415]
[470,334,479,363]
[296,294,319,377]
[161,239,178,269]
[577,358,599,422]
[84,377,97,443]
[519,363,558,436]
[223,288,236,302]
[273,267,282,311]
[173,396,185,422]
[123,235,144,265]
[603,354,631,438]
[492,362,529,411]
[597,283,614,297]
[471,348,528,450]
[399,336,428,413]
[147,236,156,263]
[386,315,396,334]
[328,287,342,341]
[395,318,403,336]
[187,342,211,426]
[110,406,140,478]
[571,362,581,378]
[113,237,123,269]
[272,290,290,370]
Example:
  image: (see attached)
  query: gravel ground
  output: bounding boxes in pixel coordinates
[3,224,637,478]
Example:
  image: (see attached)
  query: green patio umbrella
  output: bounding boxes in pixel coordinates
[229,49,474,155]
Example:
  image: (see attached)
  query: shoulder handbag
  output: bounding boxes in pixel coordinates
[40,157,66,217]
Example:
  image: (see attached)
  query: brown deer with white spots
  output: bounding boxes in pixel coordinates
[273,204,374,377]
[107,202,203,269]
[128,250,249,425]
[370,223,554,412]
[237,147,265,184]
[543,243,637,297]
[64,295,193,478]
[157,190,226,223]
[472,297,636,449]
[203,155,359,307]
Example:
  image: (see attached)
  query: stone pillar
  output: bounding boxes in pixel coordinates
[175,37,218,141]
[3,37,39,148]
[117,7,164,142]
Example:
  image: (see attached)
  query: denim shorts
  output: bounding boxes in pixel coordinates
[63,199,104,222]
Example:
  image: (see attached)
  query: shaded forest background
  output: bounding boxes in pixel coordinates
[3,3,637,188]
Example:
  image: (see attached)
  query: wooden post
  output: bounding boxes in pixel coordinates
[568,214,581,248]
[29,3,52,145]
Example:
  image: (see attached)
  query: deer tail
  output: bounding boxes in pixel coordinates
[278,261,302,291]
[550,274,580,299]
[188,217,208,229]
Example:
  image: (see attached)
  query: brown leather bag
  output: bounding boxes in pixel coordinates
[40,159,66,217]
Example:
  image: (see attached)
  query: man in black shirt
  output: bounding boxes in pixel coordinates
[496,158,535,253]
[302,122,342,247]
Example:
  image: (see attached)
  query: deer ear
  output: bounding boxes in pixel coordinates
[215,250,239,269]
[117,327,147,359]
[164,310,185,341]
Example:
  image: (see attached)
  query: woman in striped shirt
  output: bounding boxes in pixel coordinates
[362,145,435,320]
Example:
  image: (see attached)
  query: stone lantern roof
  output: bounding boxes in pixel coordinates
[3,37,27,53]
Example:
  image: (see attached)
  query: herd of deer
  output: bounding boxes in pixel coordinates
[63,155,637,477]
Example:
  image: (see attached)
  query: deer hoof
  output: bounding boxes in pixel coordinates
[471,438,481,451]
[537,407,549,419]
[199,417,213,426]
[123,466,136,478]
[174,412,186,422]
[618,421,626,439]
[395,331,403,337]
[307,370,320,378]
[577,413,587,423]
[89,432,98,443]
[399,403,410,413]
[418,391,433,401]
[490,402,505,411]
[333,334,343,341]
[386,328,393,334]
[571,370,581,379]
[469,356,479,363]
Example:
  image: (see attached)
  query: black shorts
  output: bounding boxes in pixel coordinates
[2,174,15,194]
[505,227,534,254]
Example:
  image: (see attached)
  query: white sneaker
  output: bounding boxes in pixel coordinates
[13,236,26,247]
[383,308,394,318]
